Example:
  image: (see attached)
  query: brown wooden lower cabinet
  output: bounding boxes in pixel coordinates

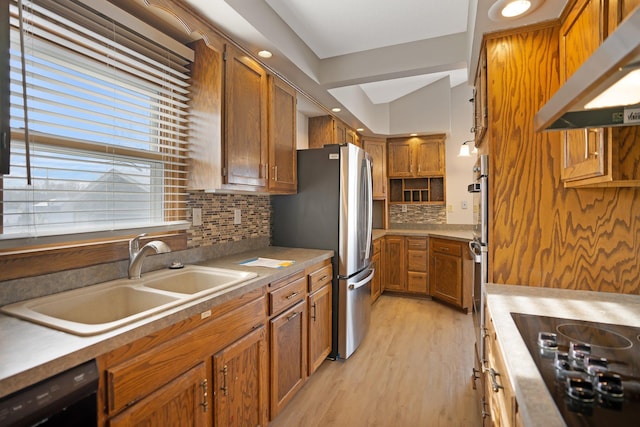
[213,326,267,427]
[429,237,473,312]
[370,238,382,302]
[97,288,268,427]
[269,299,307,418]
[485,304,524,427]
[308,280,332,375]
[108,362,208,427]
[382,235,429,296]
[96,260,334,426]
[383,236,406,292]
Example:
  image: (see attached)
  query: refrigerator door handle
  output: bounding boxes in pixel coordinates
[363,157,373,261]
[349,269,375,290]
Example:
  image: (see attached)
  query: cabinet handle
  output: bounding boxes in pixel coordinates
[221,365,228,396]
[287,311,299,321]
[319,275,328,282]
[311,302,317,321]
[200,379,208,412]
[285,291,299,300]
[481,398,490,419]
[471,367,481,390]
[274,165,278,181]
[488,367,504,393]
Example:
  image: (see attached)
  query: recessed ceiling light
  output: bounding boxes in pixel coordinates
[488,0,542,21]
[258,50,272,58]
[356,128,364,132]
[410,133,418,137]
[331,107,341,113]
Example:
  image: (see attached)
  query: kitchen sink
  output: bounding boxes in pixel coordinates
[0,265,258,336]
[143,266,257,295]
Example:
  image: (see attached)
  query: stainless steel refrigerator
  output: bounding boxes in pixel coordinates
[272,143,374,360]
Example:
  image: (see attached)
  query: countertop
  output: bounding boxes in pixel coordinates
[0,246,333,398]
[485,283,640,427]
[372,228,474,242]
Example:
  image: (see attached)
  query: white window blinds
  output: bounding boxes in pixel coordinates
[2,0,193,242]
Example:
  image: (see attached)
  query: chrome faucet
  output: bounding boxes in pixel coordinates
[128,233,171,279]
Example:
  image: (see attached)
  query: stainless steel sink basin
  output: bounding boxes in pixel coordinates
[1,265,258,336]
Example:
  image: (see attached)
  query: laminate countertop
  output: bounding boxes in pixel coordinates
[372,228,474,242]
[485,283,640,427]
[0,246,333,399]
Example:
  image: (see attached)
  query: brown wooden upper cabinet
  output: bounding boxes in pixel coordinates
[387,134,445,178]
[224,43,268,188]
[559,0,640,187]
[362,137,387,199]
[268,75,297,194]
[308,115,360,148]
[473,49,487,148]
[187,39,297,193]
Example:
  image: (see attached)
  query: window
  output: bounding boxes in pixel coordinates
[1,0,193,244]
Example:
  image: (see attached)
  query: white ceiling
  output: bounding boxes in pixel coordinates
[180,0,569,135]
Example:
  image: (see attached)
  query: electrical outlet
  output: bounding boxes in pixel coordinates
[192,208,202,226]
[401,204,407,213]
[447,204,453,213]
[233,209,241,225]
[461,200,468,209]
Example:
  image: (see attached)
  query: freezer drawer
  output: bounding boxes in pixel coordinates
[338,268,374,359]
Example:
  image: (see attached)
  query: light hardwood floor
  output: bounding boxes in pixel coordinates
[269,295,481,426]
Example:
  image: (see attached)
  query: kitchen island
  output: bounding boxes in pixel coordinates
[485,283,640,426]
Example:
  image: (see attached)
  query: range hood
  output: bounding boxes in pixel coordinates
[534,7,640,131]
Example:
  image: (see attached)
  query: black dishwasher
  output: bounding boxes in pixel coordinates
[0,359,98,427]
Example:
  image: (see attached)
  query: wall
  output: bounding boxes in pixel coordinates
[446,83,475,224]
[484,25,640,295]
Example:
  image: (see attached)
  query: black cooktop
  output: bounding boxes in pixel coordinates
[511,313,640,427]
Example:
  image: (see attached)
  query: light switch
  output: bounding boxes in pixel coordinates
[461,200,468,209]
[192,208,202,226]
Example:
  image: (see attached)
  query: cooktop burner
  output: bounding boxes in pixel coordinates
[511,313,640,427]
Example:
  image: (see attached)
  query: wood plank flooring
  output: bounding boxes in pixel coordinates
[269,295,481,426]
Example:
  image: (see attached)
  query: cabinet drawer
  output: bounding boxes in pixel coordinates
[270,276,306,315]
[308,264,332,293]
[406,237,427,250]
[431,239,461,256]
[407,271,428,294]
[407,250,427,272]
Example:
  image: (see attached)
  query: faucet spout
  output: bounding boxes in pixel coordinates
[128,234,171,279]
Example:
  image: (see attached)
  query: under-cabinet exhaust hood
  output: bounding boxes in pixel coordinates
[534,7,640,131]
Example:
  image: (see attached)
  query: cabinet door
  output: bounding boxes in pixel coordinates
[268,75,297,193]
[335,120,347,144]
[608,0,640,33]
[383,236,406,291]
[270,300,307,418]
[363,139,387,199]
[213,326,267,427]
[387,141,413,177]
[224,44,268,187]
[414,138,444,176]
[560,0,607,182]
[308,284,332,375]
[430,252,462,307]
[370,250,382,302]
[109,362,208,427]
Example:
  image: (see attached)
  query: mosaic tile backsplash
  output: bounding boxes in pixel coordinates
[187,192,271,248]
[389,204,446,225]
